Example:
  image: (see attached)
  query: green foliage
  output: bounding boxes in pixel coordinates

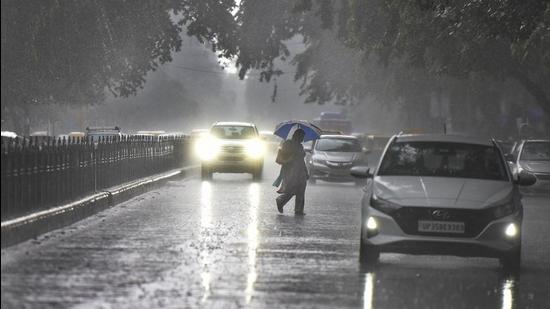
[2,0,548,119]
[1,0,186,111]
[208,0,550,113]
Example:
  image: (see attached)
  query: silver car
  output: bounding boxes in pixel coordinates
[509,140,550,193]
[351,134,536,271]
[305,135,368,184]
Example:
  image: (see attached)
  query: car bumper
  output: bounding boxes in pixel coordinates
[364,208,521,257]
[203,157,263,173]
[310,163,355,182]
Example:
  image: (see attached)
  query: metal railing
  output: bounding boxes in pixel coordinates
[1,135,191,220]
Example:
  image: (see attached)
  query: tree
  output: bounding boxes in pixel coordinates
[202,0,549,115]
[337,0,550,114]
[1,0,184,130]
[2,0,548,132]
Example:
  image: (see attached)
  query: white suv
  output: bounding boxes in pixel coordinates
[195,122,264,180]
[351,134,536,271]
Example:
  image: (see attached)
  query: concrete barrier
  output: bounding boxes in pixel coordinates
[1,166,198,248]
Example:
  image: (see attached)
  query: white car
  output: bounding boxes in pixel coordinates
[1,131,18,139]
[351,134,536,271]
[196,122,265,180]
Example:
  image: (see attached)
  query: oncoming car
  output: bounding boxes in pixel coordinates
[195,122,265,180]
[351,134,536,271]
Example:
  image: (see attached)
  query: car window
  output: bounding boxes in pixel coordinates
[211,126,256,139]
[315,139,361,152]
[378,141,508,181]
[520,141,550,161]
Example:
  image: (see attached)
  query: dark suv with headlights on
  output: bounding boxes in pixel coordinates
[195,122,264,180]
[351,134,537,271]
[305,135,368,185]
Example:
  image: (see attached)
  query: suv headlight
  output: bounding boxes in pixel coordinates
[245,139,264,159]
[370,195,401,214]
[490,202,517,219]
[194,135,220,161]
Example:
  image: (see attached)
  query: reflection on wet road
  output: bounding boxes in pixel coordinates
[200,181,212,302]
[363,272,374,309]
[246,183,260,304]
[2,160,549,308]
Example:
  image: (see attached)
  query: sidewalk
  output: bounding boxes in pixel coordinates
[1,166,198,248]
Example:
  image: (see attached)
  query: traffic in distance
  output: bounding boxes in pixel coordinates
[185,118,548,272]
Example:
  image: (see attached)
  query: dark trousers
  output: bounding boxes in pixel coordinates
[276,182,306,213]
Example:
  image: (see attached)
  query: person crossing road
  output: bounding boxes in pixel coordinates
[275,129,309,215]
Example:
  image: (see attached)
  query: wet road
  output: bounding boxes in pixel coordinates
[2,159,550,308]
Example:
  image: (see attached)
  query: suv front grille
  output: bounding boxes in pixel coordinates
[221,145,244,153]
[390,207,496,238]
[326,161,353,169]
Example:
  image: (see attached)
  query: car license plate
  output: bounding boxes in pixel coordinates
[418,220,465,233]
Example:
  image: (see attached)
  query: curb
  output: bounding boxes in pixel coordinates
[1,166,198,248]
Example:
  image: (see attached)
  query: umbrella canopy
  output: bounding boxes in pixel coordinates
[274,120,322,142]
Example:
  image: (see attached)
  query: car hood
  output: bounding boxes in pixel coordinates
[219,139,256,146]
[519,160,550,173]
[373,176,513,209]
[315,151,361,162]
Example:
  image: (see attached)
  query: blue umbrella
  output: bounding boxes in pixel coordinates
[274,120,322,142]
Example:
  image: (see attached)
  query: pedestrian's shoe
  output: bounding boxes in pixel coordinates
[276,200,284,214]
[294,212,306,216]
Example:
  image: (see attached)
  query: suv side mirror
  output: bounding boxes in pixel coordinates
[362,147,371,154]
[350,166,372,178]
[504,153,515,162]
[515,170,537,186]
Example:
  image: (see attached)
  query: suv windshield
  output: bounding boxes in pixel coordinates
[315,138,361,152]
[378,141,508,181]
[211,126,256,139]
[520,141,550,161]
